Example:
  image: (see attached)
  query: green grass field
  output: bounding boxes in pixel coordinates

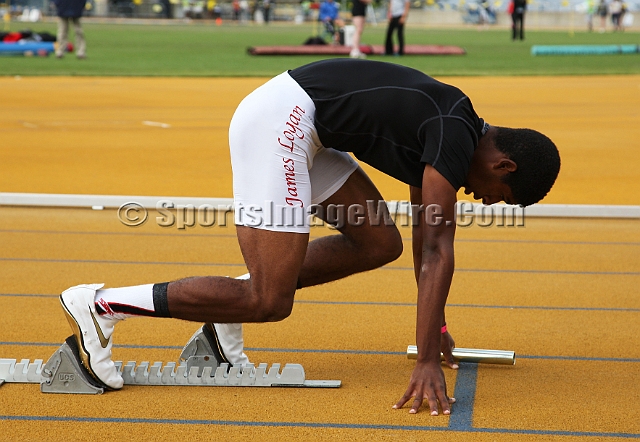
[2,21,639,76]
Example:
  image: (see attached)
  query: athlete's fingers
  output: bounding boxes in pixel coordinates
[393,390,413,409]
[426,393,440,416]
[440,392,452,415]
[443,351,458,370]
[410,396,424,414]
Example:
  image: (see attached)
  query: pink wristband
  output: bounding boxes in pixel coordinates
[441,324,447,334]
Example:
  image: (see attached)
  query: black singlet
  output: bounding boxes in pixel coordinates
[289,59,488,190]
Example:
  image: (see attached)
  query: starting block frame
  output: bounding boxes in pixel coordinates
[0,331,341,394]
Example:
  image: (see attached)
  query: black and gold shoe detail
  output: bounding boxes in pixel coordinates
[202,323,231,366]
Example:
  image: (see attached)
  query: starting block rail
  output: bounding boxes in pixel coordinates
[0,333,341,394]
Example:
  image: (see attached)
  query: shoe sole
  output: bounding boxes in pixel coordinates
[202,323,231,365]
[63,335,111,390]
[59,296,112,390]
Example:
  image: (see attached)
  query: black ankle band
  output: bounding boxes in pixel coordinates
[152,282,172,318]
[296,278,303,290]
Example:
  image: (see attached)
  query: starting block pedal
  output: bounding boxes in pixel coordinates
[0,331,341,394]
[41,336,106,394]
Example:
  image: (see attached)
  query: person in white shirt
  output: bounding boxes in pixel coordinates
[609,0,623,30]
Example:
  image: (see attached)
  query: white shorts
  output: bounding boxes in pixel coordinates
[229,72,359,233]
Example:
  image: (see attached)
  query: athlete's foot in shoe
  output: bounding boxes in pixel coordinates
[60,284,124,389]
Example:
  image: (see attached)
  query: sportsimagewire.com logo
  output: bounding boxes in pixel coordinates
[117,199,525,229]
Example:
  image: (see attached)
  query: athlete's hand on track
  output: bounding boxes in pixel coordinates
[441,331,459,370]
[393,361,455,415]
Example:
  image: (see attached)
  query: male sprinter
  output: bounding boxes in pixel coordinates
[60,59,560,415]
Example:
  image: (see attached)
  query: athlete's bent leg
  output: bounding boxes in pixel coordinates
[298,167,403,287]
[167,228,308,323]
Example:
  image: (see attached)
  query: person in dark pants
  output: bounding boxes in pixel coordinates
[160,0,173,18]
[384,0,410,55]
[263,0,271,23]
[52,0,87,58]
[511,0,527,40]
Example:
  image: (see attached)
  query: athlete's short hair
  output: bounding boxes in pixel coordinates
[494,127,561,207]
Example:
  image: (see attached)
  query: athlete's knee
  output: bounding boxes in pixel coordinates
[374,226,403,264]
[357,225,403,268]
[254,298,295,322]
[248,288,295,322]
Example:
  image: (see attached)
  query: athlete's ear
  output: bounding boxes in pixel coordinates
[493,158,517,173]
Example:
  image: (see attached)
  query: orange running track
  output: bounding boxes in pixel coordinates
[0,76,639,441]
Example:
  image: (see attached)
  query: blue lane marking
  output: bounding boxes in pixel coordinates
[0,415,638,438]
[0,257,246,267]
[468,428,640,438]
[1,341,639,363]
[448,363,477,430]
[383,266,640,276]
[517,354,640,362]
[1,344,638,438]
[449,238,640,247]
[4,228,640,247]
[0,341,183,350]
[447,303,640,312]
[246,347,403,355]
[0,341,404,355]
[3,293,639,313]
[1,256,639,276]
[0,228,237,239]
[295,300,640,312]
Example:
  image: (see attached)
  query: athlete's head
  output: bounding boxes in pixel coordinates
[463,126,560,207]
[494,127,560,207]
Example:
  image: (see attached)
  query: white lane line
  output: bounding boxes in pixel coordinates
[142,121,171,128]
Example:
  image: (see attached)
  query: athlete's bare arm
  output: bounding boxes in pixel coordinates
[409,184,457,371]
[394,164,457,415]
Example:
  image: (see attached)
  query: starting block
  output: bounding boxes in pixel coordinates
[0,329,341,394]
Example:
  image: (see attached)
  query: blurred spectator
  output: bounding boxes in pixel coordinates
[233,0,240,19]
[183,0,205,18]
[213,2,222,18]
[509,0,526,40]
[350,0,371,58]
[384,0,409,55]
[585,0,596,31]
[609,0,622,29]
[319,0,344,44]
[240,0,249,21]
[160,0,172,18]
[300,0,312,20]
[478,0,496,27]
[51,0,87,58]
[596,0,608,32]
[263,0,271,23]
[620,1,630,30]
